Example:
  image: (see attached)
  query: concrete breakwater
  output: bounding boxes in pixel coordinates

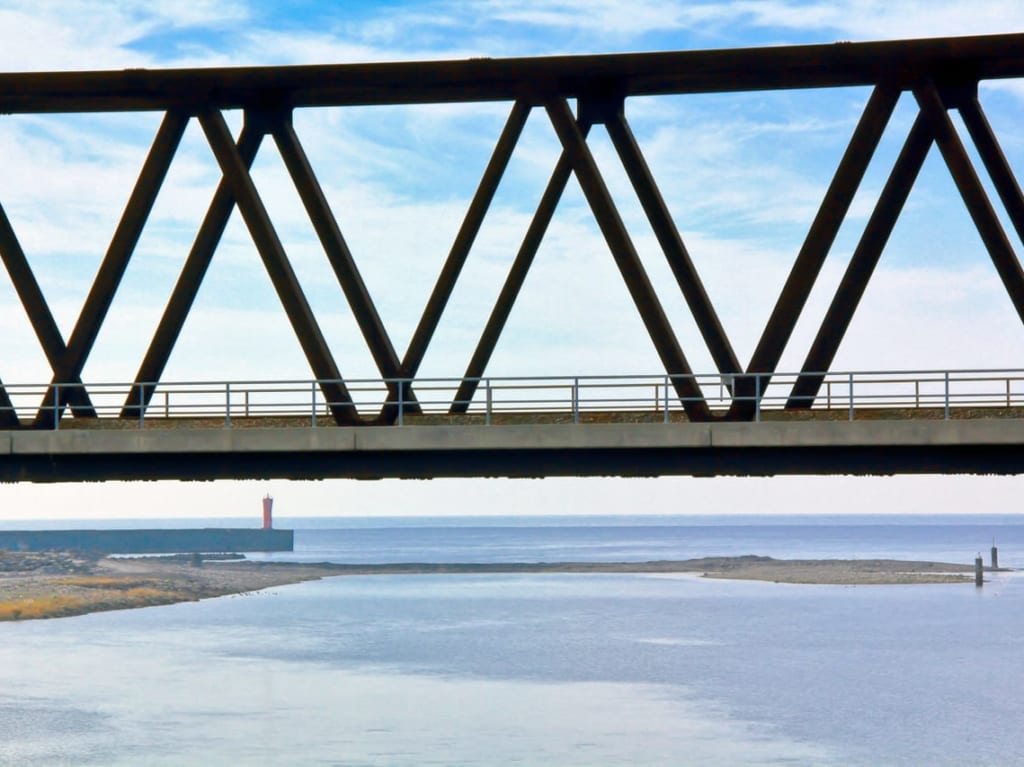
[0,528,293,554]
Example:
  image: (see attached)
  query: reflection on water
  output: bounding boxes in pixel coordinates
[0,580,835,767]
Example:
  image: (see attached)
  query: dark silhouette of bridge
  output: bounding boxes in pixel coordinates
[2,34,1024,480]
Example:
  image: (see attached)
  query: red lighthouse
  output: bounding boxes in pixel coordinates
[262,494,274,530]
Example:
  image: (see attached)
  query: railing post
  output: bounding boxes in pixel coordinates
[944,371,950,420]
[311,380,317,428]
[164,391,169,418]
[225,382,231,428]
[915,380,920,409]
[53,383,59,431]
[485,379,492,426]
[1007,378,1011,408]
[138,383,145,430]
[755,374,761,423]
[398,379,405,427]
[664,375,670,424]
[848,372,854,422]
[572,378,579,425]
[245,390,250,417]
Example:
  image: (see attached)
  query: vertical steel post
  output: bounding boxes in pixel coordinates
[755,375,761,422]
[138,383,144,430]
[573,378,579,424]
[945,371,950,419]
[849,373,854,421]
[664,375,670,424]
[52,384,59,431]
[398,379,405,427]
[485,379,492,425]
[311,380,317,428]
[225,382,231,428]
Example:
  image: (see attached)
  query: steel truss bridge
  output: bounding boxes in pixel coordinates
[2,34,1024,479]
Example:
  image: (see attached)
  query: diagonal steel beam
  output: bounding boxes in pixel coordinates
[382,101,531,418]
[35,110,188,428]
[786,113,933,408]
[270,112,415,418]
[604,106,741,379]
[199,109,357,425]
[0,201,94,415]
[958,95,1024,252]
[915,84,1024,322]
[545,98,710,421]
[122,124,265,418]
[731,86,901,418]
[450,113,589,414]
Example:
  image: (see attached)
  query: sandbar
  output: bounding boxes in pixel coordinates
[0,552,997,621]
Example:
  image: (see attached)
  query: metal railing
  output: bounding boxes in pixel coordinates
[2,368,1023,429]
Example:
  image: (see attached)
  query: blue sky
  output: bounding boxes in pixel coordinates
[0,1,1023,518]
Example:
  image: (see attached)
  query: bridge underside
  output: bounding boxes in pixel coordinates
[3,421,1023,481]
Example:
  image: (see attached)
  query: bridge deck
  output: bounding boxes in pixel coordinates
[3,414,1024,481]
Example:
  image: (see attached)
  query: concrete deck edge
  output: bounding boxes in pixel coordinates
[6,419,1024,455]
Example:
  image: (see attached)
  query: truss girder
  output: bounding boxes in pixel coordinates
[0,36,1022,427]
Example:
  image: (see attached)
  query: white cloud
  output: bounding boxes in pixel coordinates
[0,1,249,71]
[469,0,697,37]
[718,0,1024,40]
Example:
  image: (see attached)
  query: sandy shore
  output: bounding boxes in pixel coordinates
[0,552,996,622]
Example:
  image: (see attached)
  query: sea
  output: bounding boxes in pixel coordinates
[0,513,1021,766]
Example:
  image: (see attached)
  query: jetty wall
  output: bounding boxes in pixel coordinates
[0,528,293,554]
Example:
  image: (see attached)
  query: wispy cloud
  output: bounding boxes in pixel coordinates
[712,0,1024,40]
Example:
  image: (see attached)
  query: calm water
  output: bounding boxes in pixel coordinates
[1,515,1022,765]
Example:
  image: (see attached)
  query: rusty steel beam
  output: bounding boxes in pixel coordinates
[198,109,357,425]
[0,201,94,418]
[36,110,188,428]
[270,112,412,420]
[787,114,934,409]
[450,116,593,414]
[2,34,1024,113]
[397,100,531,419]
[958,96,1024,251]
[122,124,264,419]
[915,83,1024,323]
[604,106,741,379]
[736,85,900,418]
[545,98,710,421]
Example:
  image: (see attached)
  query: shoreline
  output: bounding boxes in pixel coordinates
[0,552,1006,622]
